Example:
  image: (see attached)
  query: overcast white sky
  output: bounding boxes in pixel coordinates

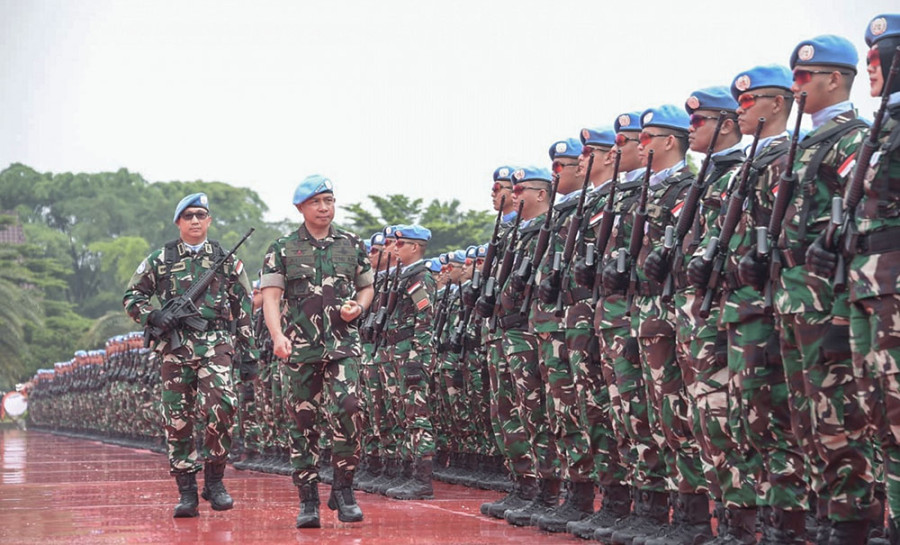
[1,0,895,224]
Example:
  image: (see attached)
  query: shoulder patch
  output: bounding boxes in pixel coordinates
[135,260,147,275]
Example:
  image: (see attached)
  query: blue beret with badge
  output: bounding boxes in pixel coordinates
[370,232,386,246]
[448,250,466,264]
[292,174,334,205]
[866,14,900,46]
[790,34,858,72]
[549,138,583,160]
[426,257,442,273]
[493,166,516,182]
[512,166,554,184]
[383,225,399,238]
[614,111,643,132]
[580,127,616,148]
[394,224,432,242]
[730,64,793,99]
[684,86,739,114]
[641,105,690,133]
[476,244,488,259]
[173,192,210,224]
[465,245,478,259]
[439,253,449,265]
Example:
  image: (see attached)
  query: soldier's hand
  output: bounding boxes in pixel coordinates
[239,355,258,382]
[737,248,767,290]
[806,234,838,277]
[538,275,559,305]
[601,260,628,292]
[339,300,363,322]
[573,257,595,288]
[462,284,478,308]
[687,256,713,288]
[148,309,177,331]
[475,295,495,318]
[510,263,531,292]
[272,333,292,359]
[642,248,668,283]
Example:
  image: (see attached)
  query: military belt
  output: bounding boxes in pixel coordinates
[497,313,526,330]
[854,227,900,255]
[562,286,592,305]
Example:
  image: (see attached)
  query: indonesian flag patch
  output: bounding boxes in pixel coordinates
[837,153,857,178]
[408,280,431,311]
[589,210,604,226]
[671,201,684,218]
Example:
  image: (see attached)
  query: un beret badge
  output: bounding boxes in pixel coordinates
[581,129,591,140]
[642,112,654,125]
[618,114,631,128]
[498,167,509,178]
[798,44,815,61]
[871,17,887,36]
[686,96,700,110]
[199,194,208,206]
[555,142,568,154]
[513,169,525,181]
[735,75,751,92]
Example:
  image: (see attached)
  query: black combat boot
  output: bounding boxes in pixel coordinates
[200,462,234,511]
[375,458,411,495]
[706,507,757,544]
[295,482,320,528]
[828,520,869,544]
[481,475,537,519]
[328,468,364,522]
[319,448,334,485]
[173,472,200,518]
[504,477,561,527]
[354,456,382,490]
[605,489,670,545]
[644,492,713,544]
[568,483,631,539]
[762,508,807,545]
[536,480,595,532]
[362,457,396,494]
[385,457,434,500]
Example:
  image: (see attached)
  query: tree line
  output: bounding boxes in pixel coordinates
[0,163,493,391]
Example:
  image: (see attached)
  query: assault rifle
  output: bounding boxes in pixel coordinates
[661,113,727,302]
[360,251,390,340]
[371,258,402,355]
[144,228,255,350]
[484,201,524,333]
[587,150,622,304]
[474,196,506,296]
[553,152,595,315]
[624,150,654,315]
[519,175,560,316]
[700,119,765,318]
[430,281,455,349]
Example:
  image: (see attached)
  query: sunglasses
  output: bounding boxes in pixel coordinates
[737,93,789,110]
[383,238,395,246]
[180,211,209,221]
[492,181,513,192]
[552,161,579,174]
[581,146,609,157]
[639,132,672,146]
[395,239,418,248]
[512,185,544,196]
[465,257,474,266]
[614,133,639,147]
[689,113,720,129]
[792,68,852,85]
[368,247,381,254]
[867,48,881,68]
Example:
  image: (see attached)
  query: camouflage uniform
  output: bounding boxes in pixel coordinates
[124,238,256,474]
[260,223,373,486]
[774,109,876,523]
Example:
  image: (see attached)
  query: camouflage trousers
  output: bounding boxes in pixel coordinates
[281,357,361,486]
[397,359,436,459]
[779,311,876,522]
[235,371,262,452]
[438,359,465,455]
[598,325,665,491]
[485,336,534,478]
[502,328,560,479]
[359,361,385,458]
[850,295,899,521]
[378,346,404,459]
[566,300,628,487]
[728,315,807,511]
[462,348,494,456]
[160,343,237,474]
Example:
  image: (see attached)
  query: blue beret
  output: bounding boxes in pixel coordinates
[292,174,334,205]
[790,35,858,72]
[866,14,900,46]
[394,224,431,242]
[439,253,449,265]
[74,350,87,357]
[511,166,553,184]
[173,192,209,223]
[465,245,478,259]
[370,232,386,246]
[493,166,516,182]
[641,105,690,133]
[383,225,399,238]
[549,138,583,160]
[614,111,643,132]
[580,127,616,148]
[448,250,466,264]
[685,86,739,114]
[731,64,793,99]
[426,257,442,273]
[476,244,488,258]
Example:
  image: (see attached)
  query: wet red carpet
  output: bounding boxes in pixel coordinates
[0,429,580,544]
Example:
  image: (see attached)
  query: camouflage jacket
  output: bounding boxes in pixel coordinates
[385,260,437,367]
[775,109,868,316]
[849,109,900,301]
[123,239,257,357]
[531,193,581,333]
[260,223,373,363]
[498,214,544,328]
